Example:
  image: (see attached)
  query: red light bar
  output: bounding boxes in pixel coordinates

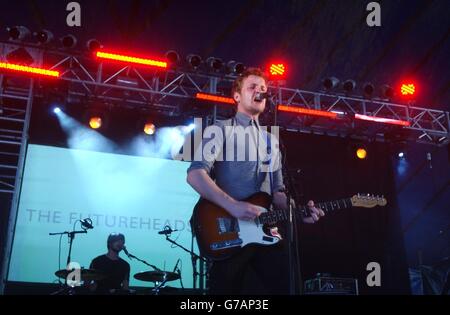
[196,93,235,104]
[0,62,59,77]
[355,114,410,126]
[277,105,338,119]
[96,51,167,68]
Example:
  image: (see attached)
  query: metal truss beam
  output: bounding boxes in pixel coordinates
[1,41,449,146]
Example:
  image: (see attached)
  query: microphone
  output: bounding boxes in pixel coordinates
[122,246,132,259]
[254,92,272,102]
[158,226,178,235]
[80,218,93,230]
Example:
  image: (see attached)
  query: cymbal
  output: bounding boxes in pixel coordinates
[134,270,180,282]
[55,268,106,281]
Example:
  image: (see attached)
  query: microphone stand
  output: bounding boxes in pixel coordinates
[125,252,161,272]
[49,229,87,295]
[163,233,207,292]
[281,142,304,295]
[125,251,164,295]
[267,95,303,295]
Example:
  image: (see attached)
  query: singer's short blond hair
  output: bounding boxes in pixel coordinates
[231,67,268,98]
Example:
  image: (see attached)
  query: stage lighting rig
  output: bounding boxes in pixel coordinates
[363,83,375,98]
[343,79,356,93]
[165,50,180,67]
[34,30,54,45]
[186,54,202,69]
[381,84,394,100]
[206,57,223,72]
[6,26,30,41]
[227,61,246,75]
[60,34,77,49]
[86,39,102,52]
[322,77,339,90]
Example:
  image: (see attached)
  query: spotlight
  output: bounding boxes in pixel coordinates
[6,26,30,41]
[89,116,102,129]
[169,128,185,144]
[182,123,196,134]
[227,61,246,75]
[144,122,156,135]
[84,106,108,130]
[53,107,61,114]
[206,57,223,72]
[356,147,367,159]
[322,77,339,90]
[61,34,77,48]
[86,39,102,52]
[400,82,416,97]
[363,83,375,97]
[381,84,394,99]
[34,29,54,44]
[165,50,180,66]
[269,63,286,79]
[390,139,408,159]
[343,79,356,93]
[186,54,202,69]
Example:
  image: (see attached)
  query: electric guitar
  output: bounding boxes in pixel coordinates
[191,192,387,261]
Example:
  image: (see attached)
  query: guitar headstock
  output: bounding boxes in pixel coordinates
[351,193,387,208]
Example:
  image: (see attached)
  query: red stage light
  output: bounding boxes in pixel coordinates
[354,114,410,127]
[0,62,59,77]
[269,63,286,78]
[400,83,416,96]
[96,51,167,68]
[196,93,235,105]
[277,105,338,119]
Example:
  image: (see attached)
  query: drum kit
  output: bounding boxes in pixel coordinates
[53,267,181,295]
[50,222,206,295]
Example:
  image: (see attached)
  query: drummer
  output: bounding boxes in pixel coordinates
[89,233,131,294]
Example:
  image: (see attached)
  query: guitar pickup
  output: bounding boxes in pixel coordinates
[217,217,240,234]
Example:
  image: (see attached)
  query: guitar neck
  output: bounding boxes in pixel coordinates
[258,198,353,225]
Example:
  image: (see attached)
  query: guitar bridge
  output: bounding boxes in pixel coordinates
[211,238,243,250]
[217,217,239,234]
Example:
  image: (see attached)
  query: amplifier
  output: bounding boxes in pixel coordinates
[304,273,359,295]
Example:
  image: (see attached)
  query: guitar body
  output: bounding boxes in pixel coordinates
[191,191,387,261]
[191,192,280,261]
